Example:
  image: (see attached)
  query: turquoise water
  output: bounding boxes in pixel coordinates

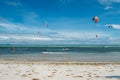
[0,44,120,62]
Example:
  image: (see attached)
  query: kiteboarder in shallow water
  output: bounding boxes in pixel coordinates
[11,45,15,54]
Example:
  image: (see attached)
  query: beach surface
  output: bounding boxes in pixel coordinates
[0,61,120,80]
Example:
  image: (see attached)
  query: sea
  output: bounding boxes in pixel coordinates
[0,44,120,62]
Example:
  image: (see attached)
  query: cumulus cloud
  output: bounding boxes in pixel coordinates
[104,6,112,10]
[0,30,111,44]
[0,22,24,31]
[105,24,120,29]
[5,0,21,7]
[98,24,120,30]
[98,0,120,5]
[0,22,39,33]
[98,0,120,10]
[59,0,75,4]
[0,17,49,33]
[0,34,66,43]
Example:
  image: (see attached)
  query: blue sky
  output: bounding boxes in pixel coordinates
[0,0,120,44]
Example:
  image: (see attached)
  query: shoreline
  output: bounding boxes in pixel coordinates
[1,60,120,65]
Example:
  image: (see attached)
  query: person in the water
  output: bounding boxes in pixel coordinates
[43,49,47,54]
[11,46,15,54]
[44,49,47,52]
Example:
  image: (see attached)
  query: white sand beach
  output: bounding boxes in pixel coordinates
[0,61,120,80]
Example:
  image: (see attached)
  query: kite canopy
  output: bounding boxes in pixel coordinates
[93,16,99,23]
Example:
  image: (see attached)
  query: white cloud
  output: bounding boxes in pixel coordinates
[98,0,120,5]
[104,6,112,10]
[0,19,48,33]
[0,30,111,44]
[0,34,66,42]
[98,0,110,5]
[98,0,120,10]
[98,24,120,30]
[0,22,24,31]
[105,24,120,29]
[59,0,75,4]
[5,0,21,7]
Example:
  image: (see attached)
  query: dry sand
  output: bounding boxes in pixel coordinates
[0,61,120,80]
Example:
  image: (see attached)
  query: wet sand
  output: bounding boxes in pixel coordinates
[0,61,120,80]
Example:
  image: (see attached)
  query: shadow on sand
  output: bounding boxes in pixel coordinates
[105,76,120,79]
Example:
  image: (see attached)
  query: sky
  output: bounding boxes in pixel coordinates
[0,0,120,44]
